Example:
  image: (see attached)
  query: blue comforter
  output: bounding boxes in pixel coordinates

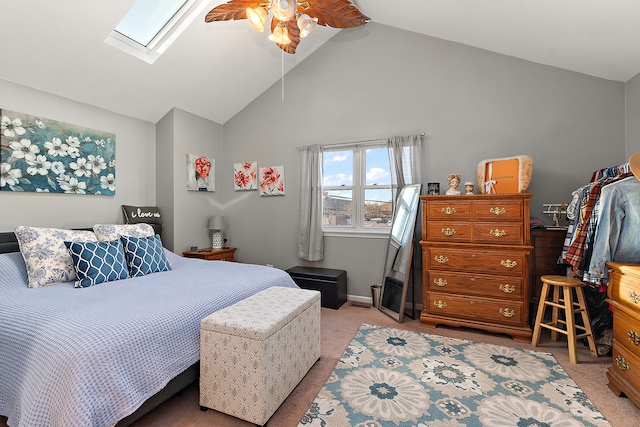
[0,250,298,427]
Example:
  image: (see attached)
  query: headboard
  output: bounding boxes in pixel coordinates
[0,232,19,254]
[0,224,163,255]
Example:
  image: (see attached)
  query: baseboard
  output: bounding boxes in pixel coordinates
[347,294,423,311]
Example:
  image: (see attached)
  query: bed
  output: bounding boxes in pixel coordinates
[0,226,299,427]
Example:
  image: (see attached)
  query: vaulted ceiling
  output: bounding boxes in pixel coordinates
[1,1,639,124]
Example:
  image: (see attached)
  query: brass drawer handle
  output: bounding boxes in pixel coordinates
[434,255,449,264]
[441,228,456,236]
[489,207,506,215]
[441,207,456,215]
[500,284,515,293]
[501,259,518,268]
[630,291,640,304]
[616,355,629,371]
[489,229,506,237]
[434,300,447,309]
[629,331,640,346]
[433,278,447,287]
[499,308,515,318]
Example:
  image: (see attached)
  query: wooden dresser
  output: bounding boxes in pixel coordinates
[606,262,640,408]
[420,193,533,342]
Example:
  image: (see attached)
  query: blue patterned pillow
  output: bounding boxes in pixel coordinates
[120,234,171,277]
[64,240,130,288]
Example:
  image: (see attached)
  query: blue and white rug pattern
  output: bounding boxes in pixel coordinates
[299,324,610,427]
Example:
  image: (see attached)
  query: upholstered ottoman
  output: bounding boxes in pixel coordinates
[199,286,321,426]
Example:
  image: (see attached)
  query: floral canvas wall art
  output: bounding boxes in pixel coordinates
[259,165,285,196]
[186,154,214,191]
[234,161,257,190]
[0,109,116,195]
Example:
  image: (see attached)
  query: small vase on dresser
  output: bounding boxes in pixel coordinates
[420,193,533,342]
[606,262,640,408]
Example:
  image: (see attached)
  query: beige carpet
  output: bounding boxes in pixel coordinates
[2,302,638,426]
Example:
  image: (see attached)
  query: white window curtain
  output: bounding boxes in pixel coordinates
[297,144,324,261]
[387,134,423,194]
[387,134,424,273]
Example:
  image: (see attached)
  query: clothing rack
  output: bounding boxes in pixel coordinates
[296,132,424,150]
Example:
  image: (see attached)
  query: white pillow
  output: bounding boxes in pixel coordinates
[93,223,155,241]
[14,226,98,288]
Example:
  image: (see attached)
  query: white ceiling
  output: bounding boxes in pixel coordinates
[1,0,639,124]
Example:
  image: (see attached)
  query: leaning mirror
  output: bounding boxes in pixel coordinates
[379,184,422,322]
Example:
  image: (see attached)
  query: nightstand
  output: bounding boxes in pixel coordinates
[183,247,237,261]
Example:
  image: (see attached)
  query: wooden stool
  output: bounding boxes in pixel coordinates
[531,275,598,363]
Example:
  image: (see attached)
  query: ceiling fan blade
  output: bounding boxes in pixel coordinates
[301,0,370,29]
[204,0,259,22]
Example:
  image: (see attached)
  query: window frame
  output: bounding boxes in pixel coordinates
[322,143,393,238]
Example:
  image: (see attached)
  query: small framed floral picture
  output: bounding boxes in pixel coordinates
[186,154,214,191]
[234,161,257,190]
[259,165,285,196]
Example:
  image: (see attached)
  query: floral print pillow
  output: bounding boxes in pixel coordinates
[92,223,154,241]
[14,226,98,288]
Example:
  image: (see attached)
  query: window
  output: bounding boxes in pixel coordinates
[105,0,209,64]
[322,144,392,233]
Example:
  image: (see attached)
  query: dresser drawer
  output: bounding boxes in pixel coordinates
[425,200,471,220]
[426,221,471,242]
[613,306,640,357]
[426,270,523,300]
[608,265,640,313]
[610,339,640,391]
[425,246,527,276]
[473,199,524,222]
[426,292,524,325]
[473,223,524,245]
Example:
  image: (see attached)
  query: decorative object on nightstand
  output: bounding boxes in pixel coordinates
[183,247,237,262]
[208,215,224,249]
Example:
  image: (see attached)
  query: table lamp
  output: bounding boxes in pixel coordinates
[208,215,225,249]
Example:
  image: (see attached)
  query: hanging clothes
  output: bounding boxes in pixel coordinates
[587,176,640,281]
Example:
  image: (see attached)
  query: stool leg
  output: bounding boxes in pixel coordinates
[531,282,550,347]
[575,286,598,358]
[550,285,560,342]
[564,286,578,364]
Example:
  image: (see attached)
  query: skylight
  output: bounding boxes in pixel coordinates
[115,0,188,47]
[105,0,209,64]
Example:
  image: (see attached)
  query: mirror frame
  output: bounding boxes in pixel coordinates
[378,184,422,322]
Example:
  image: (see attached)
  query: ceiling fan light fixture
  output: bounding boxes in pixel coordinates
[296,13,317,38]
[246,7,268,32]
[270,0,296,22]
[269,21,291,45]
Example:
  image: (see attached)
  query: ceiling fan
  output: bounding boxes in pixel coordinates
[204,0,370,54]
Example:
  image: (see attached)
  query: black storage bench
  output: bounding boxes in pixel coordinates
[286,266,347,309]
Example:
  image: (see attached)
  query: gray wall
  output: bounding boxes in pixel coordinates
[0,78,156,230]
[222,23,626,301]
[156,108,224,252]
[626,72,640,156]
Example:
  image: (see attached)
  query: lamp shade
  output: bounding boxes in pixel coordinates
[208,215,225,230]
[246,7,267,32]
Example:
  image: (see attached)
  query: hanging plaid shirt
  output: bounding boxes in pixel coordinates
[564,172,633,274]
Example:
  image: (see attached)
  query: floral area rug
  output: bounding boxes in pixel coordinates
[298,324,610,427]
